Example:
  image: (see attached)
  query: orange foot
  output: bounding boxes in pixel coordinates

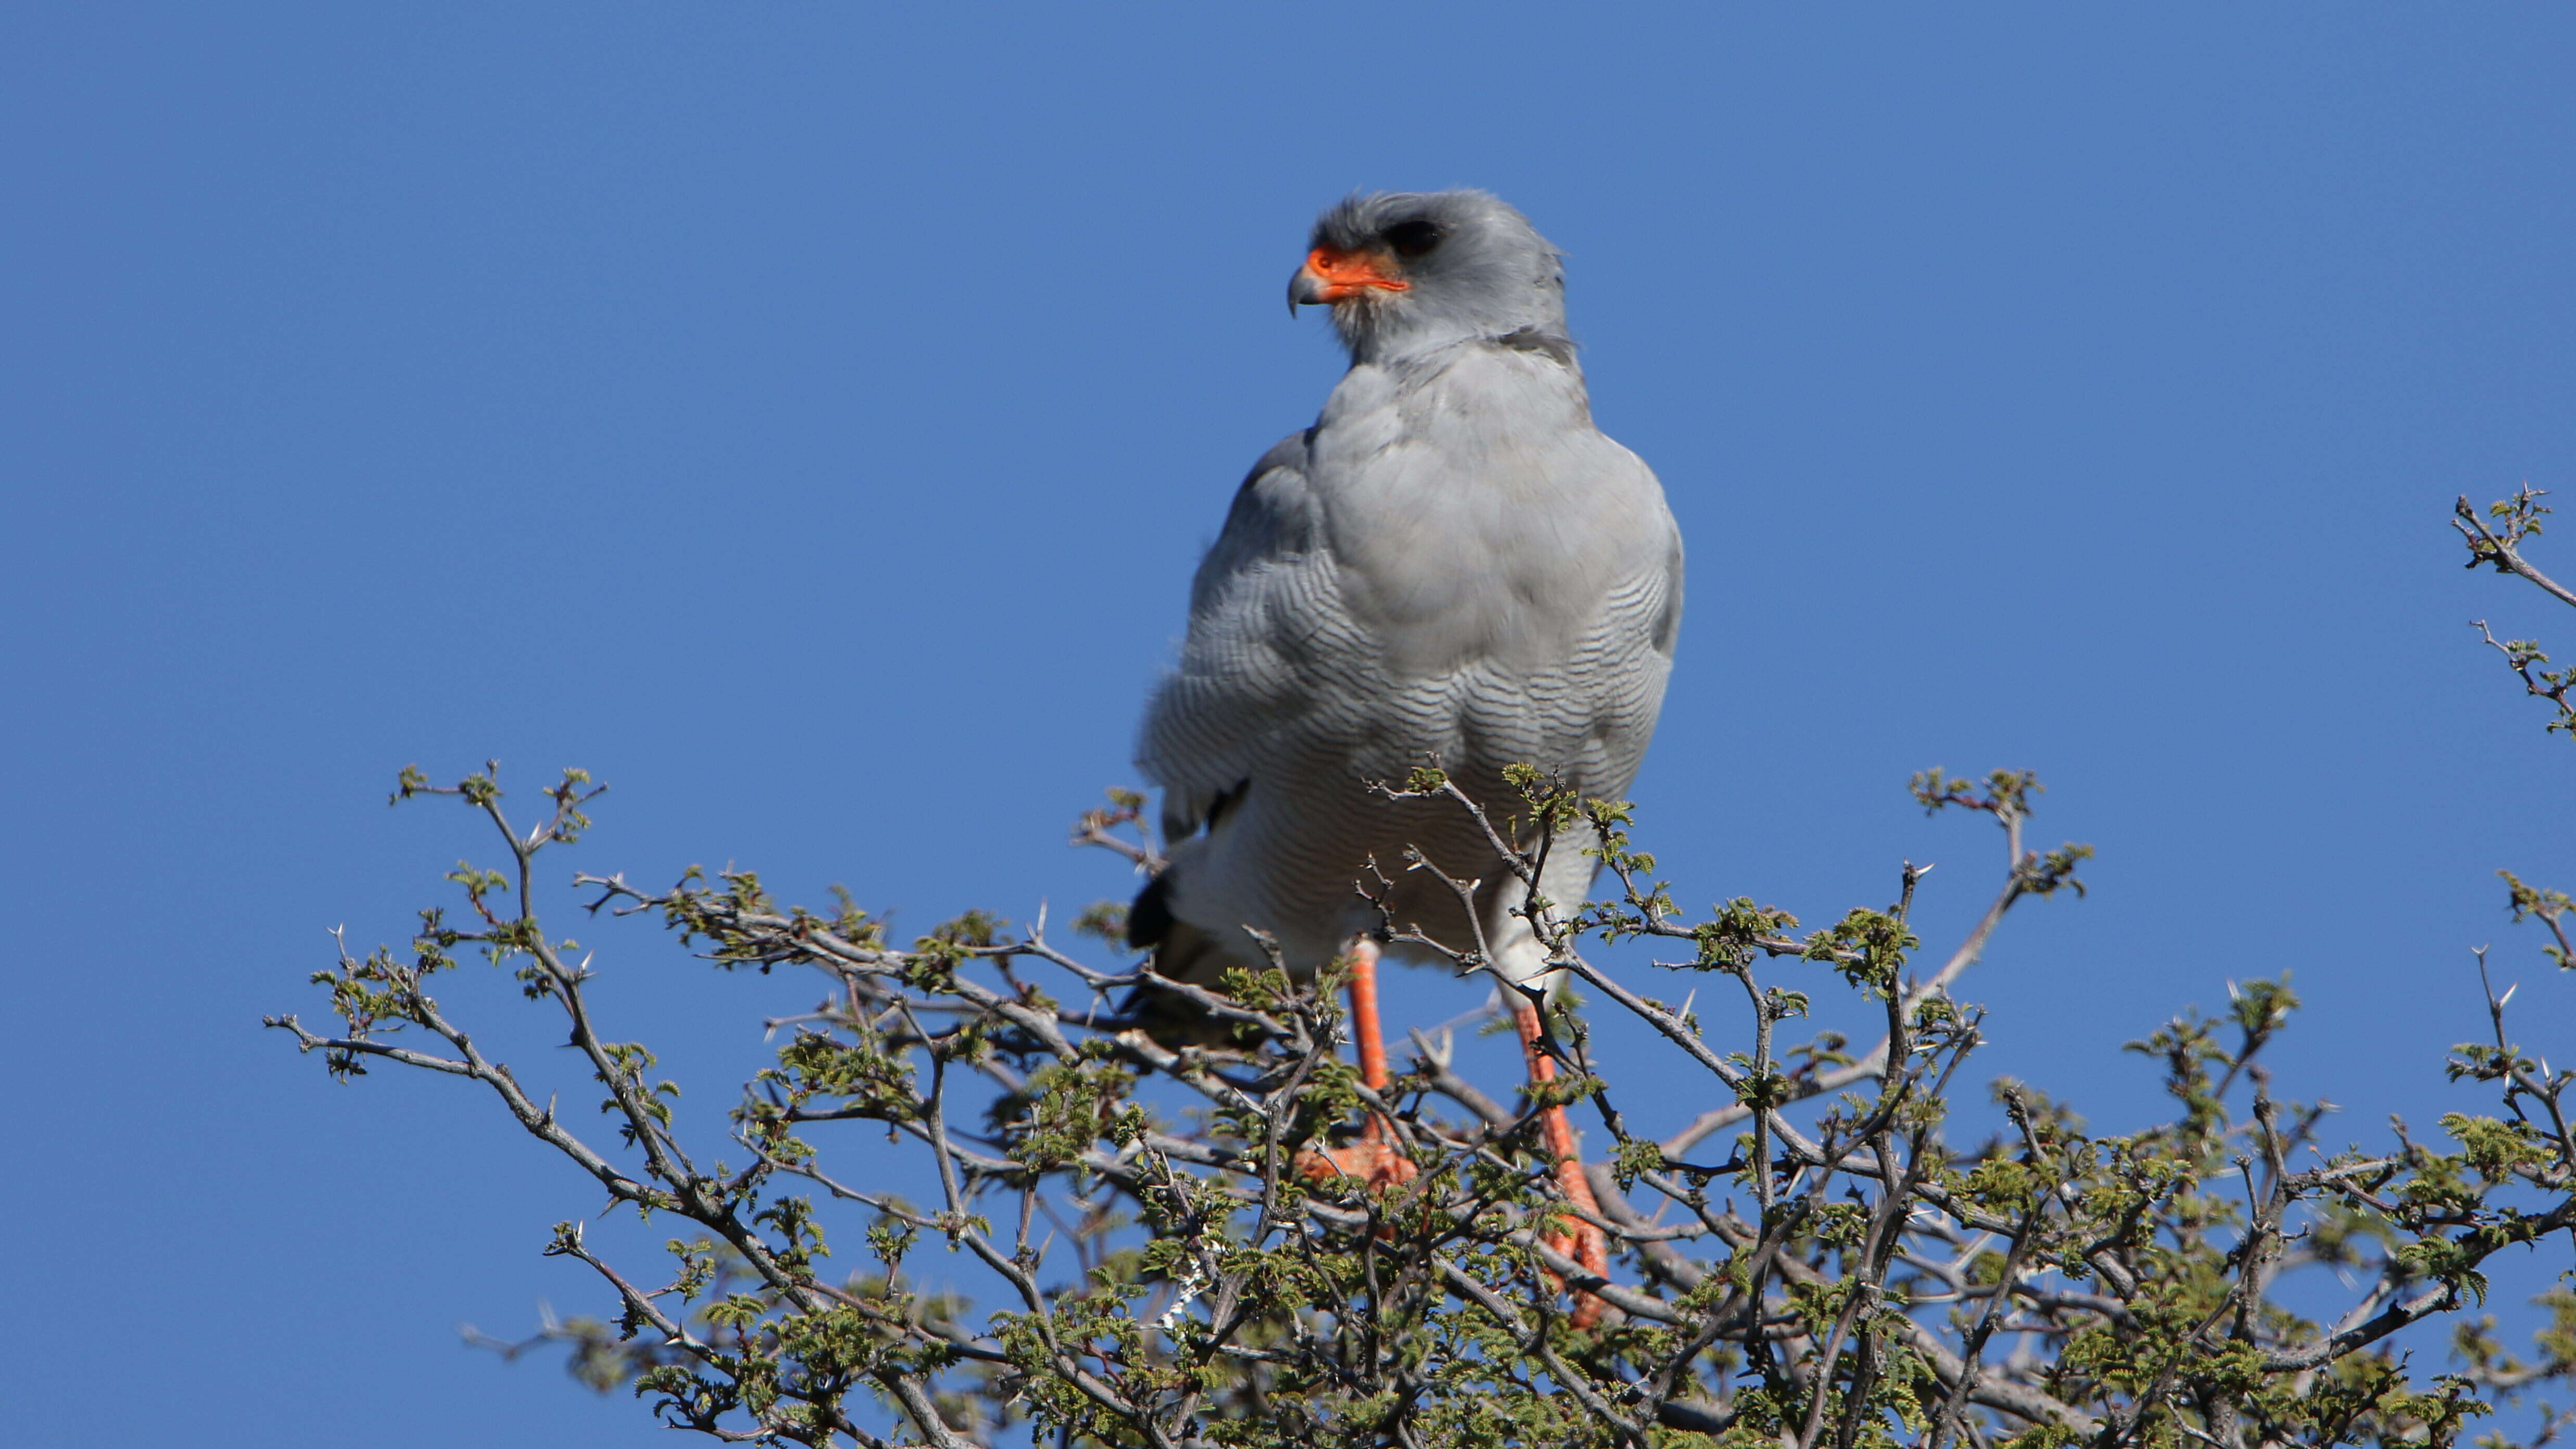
[1293,1135,1420,1192]
[1294,1135,1420,1247]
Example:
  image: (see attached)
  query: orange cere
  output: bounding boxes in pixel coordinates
[1302,246,1410,301]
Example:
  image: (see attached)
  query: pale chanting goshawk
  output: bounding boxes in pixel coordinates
[1127,191,1682,1306]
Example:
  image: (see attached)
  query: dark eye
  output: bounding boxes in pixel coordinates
[1381,219,1446,259]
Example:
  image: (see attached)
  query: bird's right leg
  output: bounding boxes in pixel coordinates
[1293,937,1418,1191]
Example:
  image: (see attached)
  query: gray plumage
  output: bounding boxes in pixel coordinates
[1131,190,1683,996]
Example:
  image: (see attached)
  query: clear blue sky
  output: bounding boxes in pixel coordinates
[5,6,2572,1444]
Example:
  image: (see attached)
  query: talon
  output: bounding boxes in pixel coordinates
[1300,941,1420,1192]
[1293,938,1422,1228]
[1294,1137,1420,1192]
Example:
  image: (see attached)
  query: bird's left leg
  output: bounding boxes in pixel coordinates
[1517,991,1610,1327]
[1294,937,1419,1191]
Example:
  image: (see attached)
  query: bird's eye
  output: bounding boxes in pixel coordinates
[1381,219,1446,259]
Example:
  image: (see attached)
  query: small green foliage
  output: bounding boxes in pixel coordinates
[2440,1113,2550,1183]
[1500,760,1586,835]
[2018,840,2093,897]
[1910,766,2043,822]
[2498,870,2574,969]
[2458,487,2576,741]
[1070,899,1130,944]
[2461,485,2552,573]
[902,910,1005,992]
[274,741,2576,1449]
[1003,1058,1138,1173]
[1610,1131,1667,1189]
[1677,898,1800,972]
[1803,906,1917,994]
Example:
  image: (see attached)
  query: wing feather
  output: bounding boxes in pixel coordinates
[1138,430,1340,840]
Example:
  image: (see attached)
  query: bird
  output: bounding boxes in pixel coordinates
[1127,190,1683,1311]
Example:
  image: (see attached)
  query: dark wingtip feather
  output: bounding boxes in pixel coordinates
[1127,871,1176,950]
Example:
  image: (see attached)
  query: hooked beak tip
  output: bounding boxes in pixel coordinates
[1287,265,1330,316]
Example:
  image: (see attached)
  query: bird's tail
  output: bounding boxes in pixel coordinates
[1120,870,1262,1047]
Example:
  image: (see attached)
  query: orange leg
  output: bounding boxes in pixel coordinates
[1295,939,1418,1191]
[1348,936,1392,1102]
[1517,996,1609,1327]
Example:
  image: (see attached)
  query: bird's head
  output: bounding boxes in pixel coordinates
[1289,190,1570,364]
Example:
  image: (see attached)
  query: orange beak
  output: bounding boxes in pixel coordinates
[1289,247,1411,310]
